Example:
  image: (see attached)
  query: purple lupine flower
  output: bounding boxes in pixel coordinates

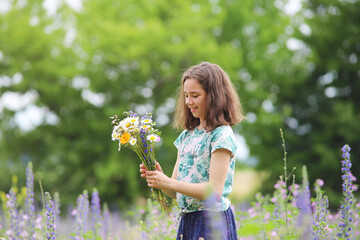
[296,184,312,221]
[337,144,355,240]
[271,180,286,221]
[53,192,61,232]
[91,188,102,236]
[204,193,227,239]
[102,203,110,240]
[45,192,56,240]
[25,162,36,239]
[312,181,330,240]
[6,189,21,240]
[296,166,312,221]
[73,190,90,239]
[295,166,313,239]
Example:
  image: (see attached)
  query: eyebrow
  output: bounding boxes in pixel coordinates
[183,91,200,94]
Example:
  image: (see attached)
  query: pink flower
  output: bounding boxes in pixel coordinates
[350,172,357,182]
[324,225,332,231]
[316,179,324,186]
[71,209,78,216]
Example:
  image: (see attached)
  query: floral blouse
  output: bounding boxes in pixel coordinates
[174,125,237,214]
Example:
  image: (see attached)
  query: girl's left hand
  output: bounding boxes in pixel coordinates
[145,170,170,190]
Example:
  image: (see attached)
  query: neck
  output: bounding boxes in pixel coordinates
[198,120,206,130]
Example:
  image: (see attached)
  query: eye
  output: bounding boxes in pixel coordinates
[193,95,199,98]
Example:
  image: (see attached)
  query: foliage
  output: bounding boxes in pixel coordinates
[0,0,359,208]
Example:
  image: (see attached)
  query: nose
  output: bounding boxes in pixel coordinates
[185,96,193,105]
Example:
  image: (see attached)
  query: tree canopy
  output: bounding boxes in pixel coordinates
[0,0,359,208]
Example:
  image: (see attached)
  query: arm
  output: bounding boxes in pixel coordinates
[145,148,231,200]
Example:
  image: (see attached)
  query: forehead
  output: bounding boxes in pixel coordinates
[183,78,205,92]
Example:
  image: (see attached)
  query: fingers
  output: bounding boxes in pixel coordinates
[139,163,163,180]
[139,164,147,178]
[146,177,158,188]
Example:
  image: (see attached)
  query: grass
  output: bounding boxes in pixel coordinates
[0,143,358,239]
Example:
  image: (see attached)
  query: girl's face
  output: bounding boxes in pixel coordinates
[183,78,208,125]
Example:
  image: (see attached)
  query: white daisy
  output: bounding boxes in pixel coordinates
[111,131,121,141]
[129,138,137,145]
[142,118,152,124]
[147,134,160,143]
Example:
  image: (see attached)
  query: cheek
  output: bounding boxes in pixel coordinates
[203,96,209,106]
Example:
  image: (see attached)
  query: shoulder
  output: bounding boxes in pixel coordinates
[174,129,191,144]
[210,125,234,139]
[209,125,237,155]
[179,129,191,138]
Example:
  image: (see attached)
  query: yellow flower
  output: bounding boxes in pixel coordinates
[120,132,131,144]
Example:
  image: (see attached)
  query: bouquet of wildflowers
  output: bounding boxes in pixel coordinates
[110,111,168,211]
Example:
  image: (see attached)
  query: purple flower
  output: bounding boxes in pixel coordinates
[204,193,227,239]
[91,188,102,236]
[296,166,312,239]
[25,162,36,239]
[53,192,61,231]
[312,181,330,240]
[73,190,90,239]
[337,144,355,239]
[45,192,56,240]
[6,189,21,240]
[102,203,110,240]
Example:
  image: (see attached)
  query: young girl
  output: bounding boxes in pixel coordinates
[140,62,244,239]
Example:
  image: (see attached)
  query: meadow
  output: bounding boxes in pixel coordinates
[0,143,358,240]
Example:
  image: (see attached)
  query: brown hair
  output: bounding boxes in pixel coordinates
[173,62,245,131]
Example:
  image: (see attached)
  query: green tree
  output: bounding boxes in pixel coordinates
[1,0,358,209]
[290,0,360,205]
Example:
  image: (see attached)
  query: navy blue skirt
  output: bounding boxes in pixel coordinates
[176,207,238,240]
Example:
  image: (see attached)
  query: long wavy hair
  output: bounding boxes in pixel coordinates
[173,62,245,131]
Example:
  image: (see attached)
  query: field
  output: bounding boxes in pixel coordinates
[0,144,358,240]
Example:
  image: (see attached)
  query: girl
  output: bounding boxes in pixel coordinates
[140,62,244,239]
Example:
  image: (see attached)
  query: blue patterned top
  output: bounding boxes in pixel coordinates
[174,125,237,214]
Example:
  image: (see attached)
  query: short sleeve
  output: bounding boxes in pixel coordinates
[210,126,237,158]
[174,130,187,150]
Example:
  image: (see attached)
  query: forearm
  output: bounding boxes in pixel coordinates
[166,178,212,200]
[162,188,177,199]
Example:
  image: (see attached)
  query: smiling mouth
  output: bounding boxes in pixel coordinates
[190,107,198,113]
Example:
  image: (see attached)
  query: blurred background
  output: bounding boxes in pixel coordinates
[0,0,359,211]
